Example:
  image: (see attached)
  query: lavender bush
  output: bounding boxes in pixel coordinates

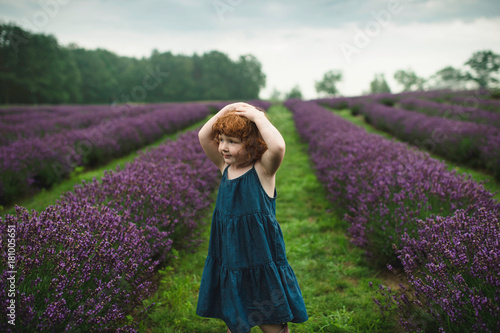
[398,97,500,129]
[0,104,154,146]
[286,99,497,263]
[355,102,500,181]
[393,205,500,332]
[58,131,220,260]
[0,102,211,205]
[451,96,500,113]
[0,203,157,332]
[0,128,220,332]
[394,89,458,101]
[285,98,500,331]
[315,90,459,112]
[317,90,500,179]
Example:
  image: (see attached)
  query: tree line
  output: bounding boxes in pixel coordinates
[376,49,500,94]
[364,50,500,95]
[280,49,500,99]
[0,23,266,104]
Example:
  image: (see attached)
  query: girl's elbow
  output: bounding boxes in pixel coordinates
[272,142,286,157]
[198,129,210,143]
[279,142,286,154]
[198,128,206,139]
[278,140,286,153]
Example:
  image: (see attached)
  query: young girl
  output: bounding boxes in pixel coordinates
[196,102,308,333]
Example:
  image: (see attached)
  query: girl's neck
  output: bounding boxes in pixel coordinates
[230,159,255,170]
[227,162,254,180]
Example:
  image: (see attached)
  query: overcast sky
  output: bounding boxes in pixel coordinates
[1,0,500,99]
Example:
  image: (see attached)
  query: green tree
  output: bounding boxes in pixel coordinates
[369,73,391,94]
[285,85,303,99]
[172,54,197,101]
[268,87,282,102]
[199,50,235,100]
[148,51,195,102]
[191,52,224,100]
[0,23,33,104]
[0,23,82,104]
[115,56,149,103]
[463,50,500,89]
[61,44,83,103]
[233,54,266,99]
[0,23,267,104]
[394,69,425,92]
[71,48,119,103]
[315,70,342,96]
[429,66,465,90]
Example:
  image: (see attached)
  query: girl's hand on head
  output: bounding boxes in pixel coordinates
[220,102,252,113]
[234,105,264,122]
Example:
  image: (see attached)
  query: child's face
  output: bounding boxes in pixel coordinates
[218,134,249,166]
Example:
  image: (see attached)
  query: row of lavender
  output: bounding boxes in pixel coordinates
[398,97,500,129]
[318,95,500,181]
[409,88,500,113]
[0,102,212,206]
[0,100,271,145]
[356,89,500,113]
[368,89,500,127]
[284,99,500,332]
[0,130,220,332]
[0,104,158,145]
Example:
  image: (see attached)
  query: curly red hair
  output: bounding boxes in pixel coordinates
[212,108,268,163]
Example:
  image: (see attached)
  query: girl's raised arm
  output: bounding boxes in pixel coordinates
[234,105,286,176]
[198,102,252,172]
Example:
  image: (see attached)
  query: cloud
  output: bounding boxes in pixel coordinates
[0,0,499,99]
[254,16,500,98]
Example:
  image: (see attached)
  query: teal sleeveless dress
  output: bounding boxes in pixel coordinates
[196,165,308,333]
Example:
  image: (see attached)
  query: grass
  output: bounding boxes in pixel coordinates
[0,115,212,218]
[327,108,500,202]
[137,104,398,332]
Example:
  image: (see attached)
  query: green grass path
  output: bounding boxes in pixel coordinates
[138,104,397,332]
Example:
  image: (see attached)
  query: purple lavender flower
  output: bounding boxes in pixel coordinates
[284,98,500,332]
[0,203,155,332]
[0,102,212,205]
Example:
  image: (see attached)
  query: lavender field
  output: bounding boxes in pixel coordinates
[285,97,500,332]
[1,96,499,332]
[317,89,500,181]
[0,102,217,206]
[0,129,221,332]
